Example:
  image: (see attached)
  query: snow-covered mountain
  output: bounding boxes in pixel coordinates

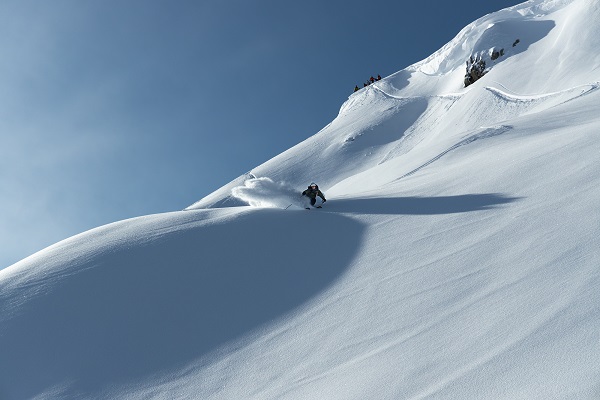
[2,0,599,398]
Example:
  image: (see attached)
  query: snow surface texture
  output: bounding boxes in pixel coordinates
[2,0,600,398]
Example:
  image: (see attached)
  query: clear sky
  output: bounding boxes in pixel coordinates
[0,0,521,268]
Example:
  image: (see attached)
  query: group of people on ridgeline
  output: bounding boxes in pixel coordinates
[354,74,382,92]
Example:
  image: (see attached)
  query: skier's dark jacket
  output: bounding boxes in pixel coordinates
[302,185,326,201]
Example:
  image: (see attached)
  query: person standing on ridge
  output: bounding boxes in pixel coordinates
[302,183,326,209]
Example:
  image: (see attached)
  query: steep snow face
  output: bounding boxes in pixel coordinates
[2,0,600,399]
[187,0,598,210]
[186,87,430,209]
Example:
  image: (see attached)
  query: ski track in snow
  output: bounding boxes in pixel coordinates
[368,84,465,166]
[382,82,598,183]
[486,81,600,106]
[395,125,513,181]
[371,81,465,102]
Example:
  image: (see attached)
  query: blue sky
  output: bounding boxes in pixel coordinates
[0,0,520,268]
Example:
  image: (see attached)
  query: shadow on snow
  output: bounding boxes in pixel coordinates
[328,193,521,215]
[0,209,364,398]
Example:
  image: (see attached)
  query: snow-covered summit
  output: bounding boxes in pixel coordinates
[409,0,570,76]
[2,0,599,399]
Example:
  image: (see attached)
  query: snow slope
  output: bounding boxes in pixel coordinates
[2,0,600,398]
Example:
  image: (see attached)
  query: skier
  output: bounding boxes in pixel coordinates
[302,183,326,209]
